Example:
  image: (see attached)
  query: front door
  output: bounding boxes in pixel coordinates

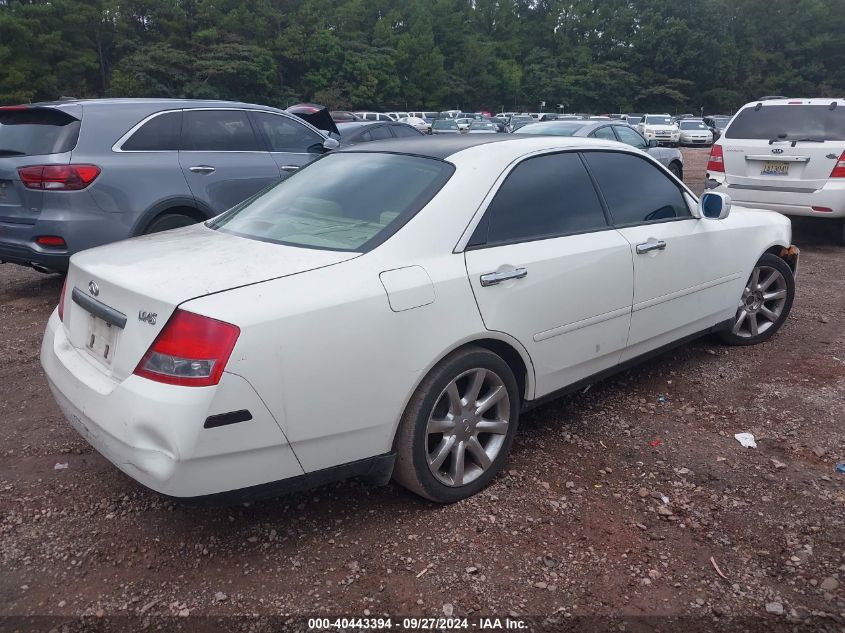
[464,151,633,398]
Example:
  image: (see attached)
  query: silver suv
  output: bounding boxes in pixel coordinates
[0,98,334,272]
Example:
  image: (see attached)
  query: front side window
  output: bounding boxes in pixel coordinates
[590,126,616,140]
[726,104,845,141]
[209,153,454,252]
[584,151,690,225]
[471,152,608,246]
[182,110,261,151]
[251,112,323,153]
[392,124,422,137]
[122,111,182,151]
[613,125,648,149]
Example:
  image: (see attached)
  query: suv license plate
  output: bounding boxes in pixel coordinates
[761,161,789,176]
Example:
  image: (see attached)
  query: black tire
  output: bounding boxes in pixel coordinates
[839,218,845,246]
[719,253,795,346]
[668,162,683,180]
[142,213,199,235]
[393,346,521,503]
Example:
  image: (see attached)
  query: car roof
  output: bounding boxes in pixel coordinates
[335,134,623,161]
[27,97,282,110]
[738,97,845,108]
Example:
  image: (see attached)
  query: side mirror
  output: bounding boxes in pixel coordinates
[321,137,340,152]
[648,139,659,148]
[699,192,731,220]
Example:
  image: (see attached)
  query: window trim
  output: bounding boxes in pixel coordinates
[113,107,326,154]
[580,149,694,228]
[463,150,614,251]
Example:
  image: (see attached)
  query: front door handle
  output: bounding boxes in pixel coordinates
[280,165,300,173]
[480,268,528,287]
[188,165,216,174]
[636,240,667,254]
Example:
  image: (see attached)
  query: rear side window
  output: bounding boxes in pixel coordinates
[591,126,616,140]
[472,152,608,246]
[182,110,261,151]
[369,126,394,141]
[614,125,648,149]
[0,108,80,156]
[392,125,421,138]
[251,111,323,153]
[727,105,845,141]
[584,152,690,225]
[121,111,182,151]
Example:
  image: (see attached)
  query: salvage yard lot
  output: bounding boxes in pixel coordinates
[1,149,843,627]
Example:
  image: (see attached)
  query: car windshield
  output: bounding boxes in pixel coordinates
[208,153,454,252]
[516,122,586,136]
[645,116,673,125]
[627,116,642,125]
[680,121,709,130]
[709,117,730,127]
[470,122,496,130]
[726,105,845,141]
[433,120,458,129]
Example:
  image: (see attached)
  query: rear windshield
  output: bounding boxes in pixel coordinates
[516,122,586,136]
[208,153,454,252]
[0,108,80,156]
[726,105,845,141]
[433,120,458,129]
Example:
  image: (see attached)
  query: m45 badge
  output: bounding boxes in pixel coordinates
[138,311,157,325]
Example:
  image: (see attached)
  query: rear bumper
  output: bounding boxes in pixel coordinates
[707,177,845,218]
[0,194,134,271]
[40,312,304,497]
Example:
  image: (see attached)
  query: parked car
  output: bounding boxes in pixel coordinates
[399,116,431,134]
[330,111,361,123]
[467,121,499,134]
[431,119,461,134]
[626,113,645,127]
[0,99,337,273]
[638,114,680,147]
[385,112,410,121]
[515,120,684,178]
[355,112,394,122]
[336,121,423,145]
[455,117,473,132]
[703,115,731,142]
[507,116,534,132]
[42,135,797,503]
[705,97,845,244]
[678,119,714,146]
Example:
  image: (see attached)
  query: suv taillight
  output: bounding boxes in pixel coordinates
[18,164,100,190]
[134,310,240,387]
[829,151,845,178]
[58,277,68,322]
[707,144,724,173]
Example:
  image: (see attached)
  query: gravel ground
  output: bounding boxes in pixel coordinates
[1,148,844,631]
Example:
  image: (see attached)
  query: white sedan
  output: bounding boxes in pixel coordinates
[41,136,798,504]
[399,116,431,134]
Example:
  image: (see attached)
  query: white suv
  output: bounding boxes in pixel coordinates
[706,98,845,244]
[638,114,681,147]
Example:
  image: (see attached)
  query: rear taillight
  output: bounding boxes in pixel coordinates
[36,235,67,247]
[58,278,67,322]
[18,165,100,190]
[829,151,845,178]
[134,310,240,387]
[707,144,724,173]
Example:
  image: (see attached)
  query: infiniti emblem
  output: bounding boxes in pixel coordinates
[88,281,99,297]
[771,148,784,154]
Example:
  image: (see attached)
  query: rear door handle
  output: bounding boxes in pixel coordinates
[636,240,667,254]
[480,268,528,286]
[280,165,300,173]
[188,165,216,174]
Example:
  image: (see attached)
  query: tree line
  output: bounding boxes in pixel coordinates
[1,0,843,114]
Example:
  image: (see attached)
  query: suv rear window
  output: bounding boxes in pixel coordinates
[0,108,80,156]
[209,153,454,252]
[727,105,845,141]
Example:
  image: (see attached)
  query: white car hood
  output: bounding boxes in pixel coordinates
[70,223,359,305]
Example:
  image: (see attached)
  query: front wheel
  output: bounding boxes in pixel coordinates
[393,347,520,503]
[719,253,795,346]
[667,162,683,179]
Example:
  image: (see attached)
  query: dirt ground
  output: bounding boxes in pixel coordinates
[1,148,844,632]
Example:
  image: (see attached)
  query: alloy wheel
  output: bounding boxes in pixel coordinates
[732,265,788,338]
[425,368,510,487]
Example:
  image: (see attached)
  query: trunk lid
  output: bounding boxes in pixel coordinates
[722,101,845,191]
[0,105,81,224]
[62,223,358,381]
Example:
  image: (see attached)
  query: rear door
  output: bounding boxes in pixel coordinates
[722,102,845,191]
[248,110,325,177]
[178,109,279,214]
[0,105,81,226]
[464,151,633,398]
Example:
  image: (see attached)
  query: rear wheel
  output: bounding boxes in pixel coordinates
[719,253,794,346]
[668,162,683,179]
[840,218,845,246]
[142,213,199,235]
[393,347,520,503]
